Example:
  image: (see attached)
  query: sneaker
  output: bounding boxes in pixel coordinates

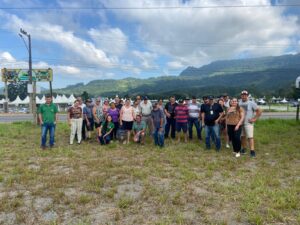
[250,150,256,158]
[241,148,246,154]
[226,144,230,149]
[41,146,46,150]
[235,152,241,158]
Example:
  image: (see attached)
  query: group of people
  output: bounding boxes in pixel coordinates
[38,90,262,157]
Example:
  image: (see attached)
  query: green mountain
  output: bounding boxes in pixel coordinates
[54,54,300,98]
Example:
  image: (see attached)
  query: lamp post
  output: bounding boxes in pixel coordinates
[19,28,37,124]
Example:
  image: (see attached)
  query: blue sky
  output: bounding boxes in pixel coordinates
[0,0,300,89]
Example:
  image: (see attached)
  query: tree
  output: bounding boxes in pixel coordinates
[81,91,90,101]
[8,82,27,101]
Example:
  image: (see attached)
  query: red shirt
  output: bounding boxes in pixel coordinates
[175,105,189,123]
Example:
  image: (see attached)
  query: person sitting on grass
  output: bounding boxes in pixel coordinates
[97,115,114,145]
[132,115,146,144]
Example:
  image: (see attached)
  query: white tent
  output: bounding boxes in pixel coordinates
[68,94,76,104]
[280,98,288,104]
[0,98,6,104]
[9,96,22,105]
[22,96,30,104]
[36,96,43,104]
[53,95,63,104]
[61,94,69,104]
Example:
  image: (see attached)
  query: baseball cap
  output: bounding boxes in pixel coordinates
[241,90,249,95]
[86,99,92,103]
[208,95,214,100]
[143,96,148,100]
[178,99,184,103]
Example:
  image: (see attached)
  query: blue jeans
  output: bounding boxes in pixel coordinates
[188,117,202,139]
[41,123,56,147]
[153,127,164,147]
[205,124,221,150]
[98,132,111,145]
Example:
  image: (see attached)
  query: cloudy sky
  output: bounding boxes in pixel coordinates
[0,0,300,89]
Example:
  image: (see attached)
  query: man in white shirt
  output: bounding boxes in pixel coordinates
[188,96,202,140]
[140,96,153,135]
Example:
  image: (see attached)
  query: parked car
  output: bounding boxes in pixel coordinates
[290,101,299,107]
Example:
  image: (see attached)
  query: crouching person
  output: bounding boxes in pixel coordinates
[132,115,146,144]
[151,102,164,147]
[98,115,114,145]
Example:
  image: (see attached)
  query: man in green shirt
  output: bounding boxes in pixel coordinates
[38,95,58,149]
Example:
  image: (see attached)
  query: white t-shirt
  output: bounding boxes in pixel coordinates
[140,101,153,116]
[188,103,201,118]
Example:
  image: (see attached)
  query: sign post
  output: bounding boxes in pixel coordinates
[296,76,300,121]
[1,68,53,118]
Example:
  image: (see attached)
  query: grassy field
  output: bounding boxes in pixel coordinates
[0,120,299,225]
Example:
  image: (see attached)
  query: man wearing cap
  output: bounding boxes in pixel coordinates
[188,96,202,141]
[140,96,153,135]
[239,90,262,157]
[83,99,94,139]
[175,99,189,143]
[201,96,224,151]
[38,94,58,149]
[164,96,178,139]
[151,102,165,147]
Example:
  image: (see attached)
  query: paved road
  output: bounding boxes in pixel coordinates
[0,112,298,123]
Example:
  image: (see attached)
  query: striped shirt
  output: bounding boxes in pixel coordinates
[188,103,201,118]
[175,105,189,123]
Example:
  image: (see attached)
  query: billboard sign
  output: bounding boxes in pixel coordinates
[1,68,53,82]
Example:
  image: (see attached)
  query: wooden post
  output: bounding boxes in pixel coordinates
[49,81,53,97]
[296,105,299,121]
[4,81,8,113]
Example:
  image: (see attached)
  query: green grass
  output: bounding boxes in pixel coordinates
[0,119,299,224]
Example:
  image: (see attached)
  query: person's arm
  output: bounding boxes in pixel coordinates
[201,112,205,126]
[38,113,43,125]
[164,103,170,118]
[92,106,99,123]
[235,108,245,131]
[119,108,123,125]
[249,107,262,123]
[215,111,224,124]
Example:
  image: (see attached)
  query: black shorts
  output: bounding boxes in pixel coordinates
[176,122,188,133]
[122,121,133,130]
[94,121,102,129]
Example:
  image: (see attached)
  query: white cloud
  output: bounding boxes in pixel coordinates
[0,11,113,67]
[132,50,157,69]
[167,61,185,69]
[88,27,128,56]
[103,0,300,67]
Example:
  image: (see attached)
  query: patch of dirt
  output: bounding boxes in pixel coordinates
[89,203,119,224]
[0,212,16,225]
[114,180,143,200]
[33,197,53,211]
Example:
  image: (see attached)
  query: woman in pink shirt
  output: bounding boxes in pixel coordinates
[120,99,135,144]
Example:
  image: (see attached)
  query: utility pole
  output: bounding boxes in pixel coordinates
[19,28,37,124]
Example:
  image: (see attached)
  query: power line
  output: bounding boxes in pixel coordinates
[1,4,300,10]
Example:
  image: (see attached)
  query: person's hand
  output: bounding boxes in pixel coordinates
[68,121,71,127]
[159,127,163,132]
[235,124,240,131]
[202,122,205,127]
[166,113,171,118]
[215,120,219,124]
[96,118,100,124]
[248,117,257,123]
